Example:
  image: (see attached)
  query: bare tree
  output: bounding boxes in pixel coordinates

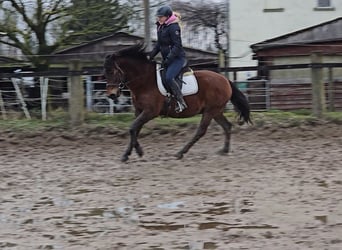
[0,0,132,70]
[171,0,228,52]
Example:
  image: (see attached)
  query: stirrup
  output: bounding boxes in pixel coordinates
[175,101,187,113]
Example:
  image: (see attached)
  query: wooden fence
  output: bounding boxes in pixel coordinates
[1,54,342,124]
[242,81,342,111]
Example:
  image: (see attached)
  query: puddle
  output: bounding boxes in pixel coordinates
[52,197,74,207]
[62,220,84,225]
[314,177,329,187]
[234,198,255,214]
[157,201,185,209]
[75,208,106,217]
[72,188,94,194]
[34,197,54,207]
[0,242,17,248]
[317,180,328,187]
[42,234,55,240]
[140,222,185,231]
[203,202,230,215]
[199,222,234,230]
[37,245,54,249]
[67,229,103,237]
[188,241,218,250]
[22,218,34,224]
[198,222,278,231]
[314,215,327,224]
[204,206,230,215]
[140,221,275,234]
[203,242,218,249]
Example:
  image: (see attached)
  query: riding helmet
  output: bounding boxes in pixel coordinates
[156,5,173,17]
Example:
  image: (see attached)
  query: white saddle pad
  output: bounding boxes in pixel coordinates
[156,65,198,96]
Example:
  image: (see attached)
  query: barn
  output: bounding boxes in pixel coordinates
[49,32,218,68]
[250,17,342,111]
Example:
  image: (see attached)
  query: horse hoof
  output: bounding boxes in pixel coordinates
[135,147,144,157]
[121,155,129,162]
[217,149,229,155]
[175,152,183,160]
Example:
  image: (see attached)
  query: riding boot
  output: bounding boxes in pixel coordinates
[169,79,187,113]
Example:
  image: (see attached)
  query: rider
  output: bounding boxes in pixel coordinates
[148,5,188,113]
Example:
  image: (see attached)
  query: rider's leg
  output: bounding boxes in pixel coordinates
[165,58,188,113]
[168,79,187,113]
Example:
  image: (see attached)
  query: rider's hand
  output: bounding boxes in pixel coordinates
[147,54,154,61]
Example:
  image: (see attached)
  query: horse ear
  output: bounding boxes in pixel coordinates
[104,54,115,68]
[135,41,146,52]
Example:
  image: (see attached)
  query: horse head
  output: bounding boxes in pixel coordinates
[103,54,125,100]
[103,43,152,100]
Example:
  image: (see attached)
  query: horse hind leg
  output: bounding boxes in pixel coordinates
[214,113,232,155]
[176,112,213,159]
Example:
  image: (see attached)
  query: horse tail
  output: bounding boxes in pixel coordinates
[229,81,252,124]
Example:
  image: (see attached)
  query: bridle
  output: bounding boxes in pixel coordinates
[106,61,127,95]
[106,60,155,94]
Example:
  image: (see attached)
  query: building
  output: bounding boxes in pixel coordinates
[249,17,342,110]
[251,17,342,83]
[50,32,218,68]
[230,0,342,80]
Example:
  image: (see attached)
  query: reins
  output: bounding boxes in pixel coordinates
[106,72,152,89]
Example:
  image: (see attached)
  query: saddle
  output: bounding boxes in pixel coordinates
[156,63,198,97]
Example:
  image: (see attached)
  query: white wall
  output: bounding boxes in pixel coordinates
[230,0,342,80]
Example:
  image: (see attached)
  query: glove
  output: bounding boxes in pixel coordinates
[147,53,154,61]
[147,49,158,61]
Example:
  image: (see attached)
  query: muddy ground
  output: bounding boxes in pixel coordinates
[0,121,341,250]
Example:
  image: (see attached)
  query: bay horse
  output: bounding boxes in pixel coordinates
[104,43,252,162]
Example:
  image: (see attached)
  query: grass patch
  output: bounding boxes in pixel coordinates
[0,118,66,132]
[0,110,341,133]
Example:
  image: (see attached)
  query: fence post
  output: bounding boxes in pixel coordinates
[40,77,49,121]
[311,52,326,117]
[11,78,31,119]
[0,90,7,120]
[68,60,84,126]
[86,76,93,111]
[327,67,335,112]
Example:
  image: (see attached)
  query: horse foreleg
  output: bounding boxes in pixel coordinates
[133,125,144,157]
[176,113,213,159]
[133,109,144,157]
[214,114,232,155]
[121,111,151,162]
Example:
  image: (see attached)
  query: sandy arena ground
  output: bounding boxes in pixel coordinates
[0,121,341,250]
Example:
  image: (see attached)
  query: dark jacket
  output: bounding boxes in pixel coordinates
[150,16,186,63]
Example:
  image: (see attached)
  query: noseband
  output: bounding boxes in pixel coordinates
[106,61,127,94]
[106,58,153,93]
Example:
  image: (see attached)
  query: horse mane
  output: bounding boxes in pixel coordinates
[104,43,149,71]
[115,43,147,60]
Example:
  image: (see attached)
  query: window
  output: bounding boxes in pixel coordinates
[263,0,284,12]
[314,0,335,10]
[318,0,331,7]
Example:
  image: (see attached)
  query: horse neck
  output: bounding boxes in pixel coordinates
[123,60,155,90]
